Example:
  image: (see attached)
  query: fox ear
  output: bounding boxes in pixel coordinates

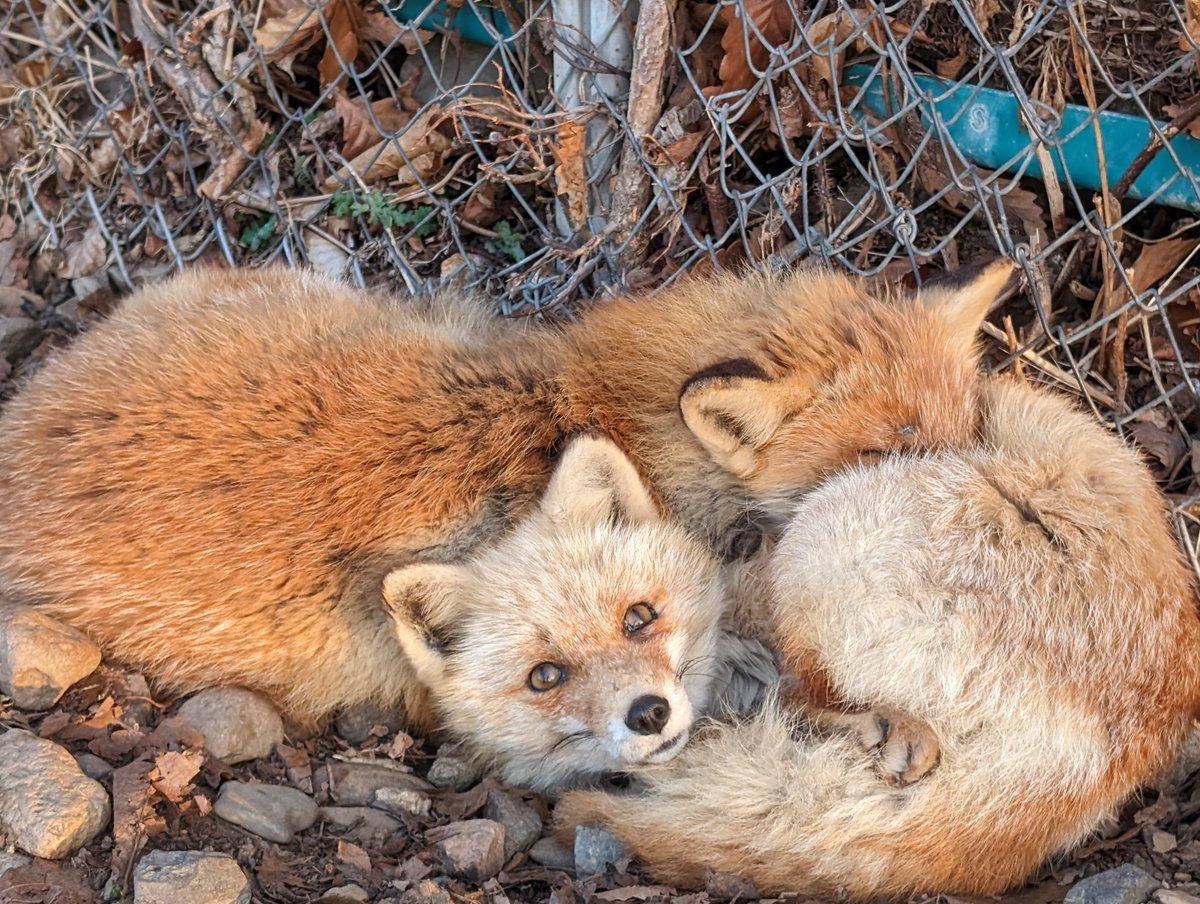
[541,434,660,527]
[919,257,1016,349]
[679,359,797,479]
[382,563,467,686]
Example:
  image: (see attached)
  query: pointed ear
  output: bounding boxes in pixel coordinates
[679,359,796,479]
[919,257,1016,348]
[382,563,468,686]
[540,434,660,527]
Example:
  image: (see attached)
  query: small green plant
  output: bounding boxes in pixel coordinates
[492,220,525,262]
[329,190,436,236]
[237,213,277,251]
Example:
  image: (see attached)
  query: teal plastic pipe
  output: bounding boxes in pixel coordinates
[843,64,1200,213]
[389,1,512,46]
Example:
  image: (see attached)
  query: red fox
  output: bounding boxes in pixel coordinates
[0,262,1010,781]
[557,377,1200,896]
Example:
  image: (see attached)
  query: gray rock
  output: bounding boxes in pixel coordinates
[0,729,110,858]
[0,317,43,363]
[574,825,627,875]
[426,819,505,881]
[0,610,101,710]
[133,849,251,904]
[1156,892,1200,904]
[213,781,319,844]
[1065,864,1161,904]
[528,837,574,871]
[0,852,30,877]
[319,806,403,844]
[335,703,407,745]
[373,785,432,818]
[75,752,114,781]
[320,761,432,808]
[484,791,543,861]
[426,753,478,792]
[177,688,283,764]
[316,884,370,904]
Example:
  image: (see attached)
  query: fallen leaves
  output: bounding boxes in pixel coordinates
[253,0,402,87]
[323,105,450,191]
[552,120,588,231]
[714,0,797,94]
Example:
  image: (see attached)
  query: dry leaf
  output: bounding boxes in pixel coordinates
[110,758,160,884]
[1115,238,1200,308]
[806,11,863,87]
[253,1,329,63]
[1130,420,1187,472]
[938,48,969,80]
[1164,97,1200,140]
[151,749,203,803]
[337,839,373,873]
[198,117,269,201]
[318,0,360,87]
[594,886,680,901]
[60,221,107,279]
[1181,0,1200,58]
[552,120,587,231]
[336,92,412,160]
[715,0,796,93]
[323,104,449,190]
[304,231,350,279]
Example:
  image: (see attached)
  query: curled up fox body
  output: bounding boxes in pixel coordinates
[559,376,1200,898]
[0,261,1012,789]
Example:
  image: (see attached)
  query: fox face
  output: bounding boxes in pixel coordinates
[384,435,727,792]
[679,259,1015,519]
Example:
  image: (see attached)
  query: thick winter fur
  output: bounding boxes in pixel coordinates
[0,262,1008,737]
[557,378,1200,898]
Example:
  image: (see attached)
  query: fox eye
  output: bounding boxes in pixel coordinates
[623,602,657,634]
[528,662,566,692]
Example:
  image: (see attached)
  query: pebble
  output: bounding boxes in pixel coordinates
[176,688,283,764]
[426,752,478,792]
[373,785,432,818]
[0,610,101,710]
[0,852,30,877]
[316,884,371,904]
[213,781,319,844]
[1151,830,1179,854]
[1157,891,1200,904]
[426,819,506,881]
[319,806,404,845]
[132,849,251,904]
[0,729,110,858]
[335,703,407,745]
[528,837,574,871]
[574,825,627,875]
[1065,864,1161,904]
[75,752,114,781]
[484,791,543,861]
[320,761,433,808]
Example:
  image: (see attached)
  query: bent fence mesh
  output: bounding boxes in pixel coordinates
[4,0,1200,568]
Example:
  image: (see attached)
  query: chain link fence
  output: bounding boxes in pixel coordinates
[4,0,1200,568]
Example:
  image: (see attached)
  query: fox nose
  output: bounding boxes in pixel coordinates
[626,694,671,735]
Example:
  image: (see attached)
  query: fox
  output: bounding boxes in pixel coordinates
[0,260,1010,771]
[557,376,1200,897]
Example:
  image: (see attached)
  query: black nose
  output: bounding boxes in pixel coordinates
[625,695,671,735]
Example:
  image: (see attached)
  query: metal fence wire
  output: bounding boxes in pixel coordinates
[4,0,1200,568]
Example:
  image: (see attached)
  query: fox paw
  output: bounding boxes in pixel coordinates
[844,708,940,787]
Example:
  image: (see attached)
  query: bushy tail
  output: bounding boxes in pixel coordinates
[556,700,1111,899]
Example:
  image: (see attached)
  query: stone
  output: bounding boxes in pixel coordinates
[1157,892,1200,904]
[335,703,407,745]
[0,610,101,710]
[316,884,370,904]
[320,761,432,808]
[0,317,43,363]
[484,791,543,861]
[426,752,478,792]
[1151,830,1179,854]
[1065,864,1161,904]
[426,819,505,881]
[0,852,30,878]
[133,849,251,904]
[319,806,403,845]
[574,825,627,875]
[213,781,319,844]
[75,752,113,781]
[373,785,432,818]
[0,729,110,858]
[176,688,283,764]
[528,837,574,871]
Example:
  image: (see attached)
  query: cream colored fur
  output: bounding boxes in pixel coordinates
[557,378,1200,898]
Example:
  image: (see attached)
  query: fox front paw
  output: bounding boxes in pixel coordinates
[842,708,940,787]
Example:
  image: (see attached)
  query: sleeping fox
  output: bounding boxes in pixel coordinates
[558,377,1200,896]
[0,260,1010,783]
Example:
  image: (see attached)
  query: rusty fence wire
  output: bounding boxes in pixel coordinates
[4,0,1200,567]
